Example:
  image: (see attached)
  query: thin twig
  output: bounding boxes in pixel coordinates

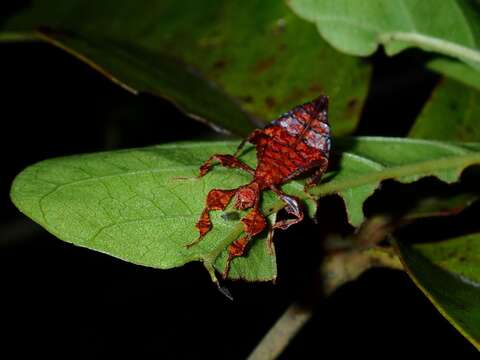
[247,246,403,360]
[246,301,312,360]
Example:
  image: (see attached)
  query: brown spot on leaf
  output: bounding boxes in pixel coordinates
[308,83,324,93]
[346,98,359,117]
[254,57,276,75]
[284,87,306,104]
[240,95,254,104]
[448,100,460,112]
[272,18,286,36]
[265,96,276,108]
[212,59,227,70]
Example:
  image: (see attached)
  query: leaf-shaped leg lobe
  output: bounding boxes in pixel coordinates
[242,207,267,237]
[223,207,266,277]
[187,188,236,247]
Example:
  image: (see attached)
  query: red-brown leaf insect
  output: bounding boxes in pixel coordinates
[188,96,331,282]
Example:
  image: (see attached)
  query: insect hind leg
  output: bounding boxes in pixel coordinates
[265,189,304,253]
[270,186,304,231]
[199,154,254,177]
[304,157,329,190]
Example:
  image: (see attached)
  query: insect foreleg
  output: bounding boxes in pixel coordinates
[233,129,265,157]
[199,154,254,177]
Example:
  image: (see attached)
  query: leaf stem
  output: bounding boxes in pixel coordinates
[0,32,39,42]
[246,301,311,360]
[378,32,480,66]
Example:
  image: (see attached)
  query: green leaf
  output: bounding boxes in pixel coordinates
[10,138,480,281]
[414,233,480,284]
[1,0,371,136]
[410,59,480,221]
[405,68,480,349]
[312,137,480,226]
[404,193,479,220]
[410,78,480,141]
[288,0,480,69]
[35,30,254,136]
[9,141,305,282]
[396,233,480,350]
[428,58,480,91]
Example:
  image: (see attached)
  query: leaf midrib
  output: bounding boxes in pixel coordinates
[310,152,480,196]
[313,9,480,64]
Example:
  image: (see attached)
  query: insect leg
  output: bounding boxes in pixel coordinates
[199,154,255,177]
[233,139,248,157]
[233,129,264,157]
[186,188,237,248]
[223,207,266,278]
[304,157,329,190]
[266,219,276,255]
[270,186,304,231]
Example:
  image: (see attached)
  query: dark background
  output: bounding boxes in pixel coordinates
[1,41,477,358]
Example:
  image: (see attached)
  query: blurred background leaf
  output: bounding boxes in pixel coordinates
[35,30,254,136]
[428,58,480,91]
[1,0,371,136]
[288,0,480,70]
[410,78,480,141]
[396,233,480,350]
[403,192,479,220]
